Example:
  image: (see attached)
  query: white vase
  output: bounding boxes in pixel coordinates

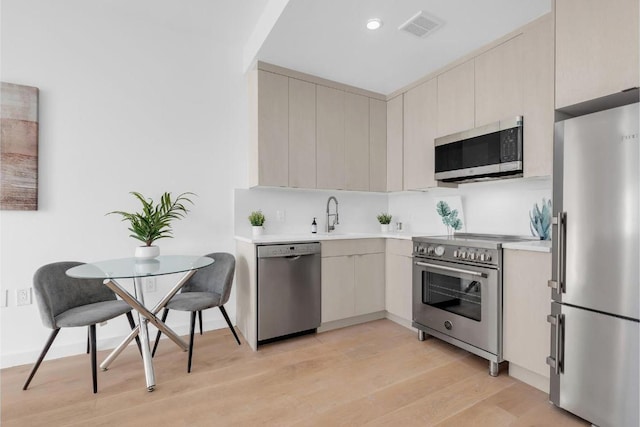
[135,245,160,259]
[252,226,264,237]
[380,224,390,233]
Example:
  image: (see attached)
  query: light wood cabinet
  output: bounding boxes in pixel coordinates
[249,70,289,187]
[386,95,403,192]
[316,85,345,190]
[369,98,387,192]
[385,239,413,323]
[436,60,475,137]
[475,36,523,127]
[523,14,554,178]
[503,249,551,391]
[344,92,370,191]
[403,78,438,190]
[288,78,316,188]
[555,0,639,109]
[321,239,385,324]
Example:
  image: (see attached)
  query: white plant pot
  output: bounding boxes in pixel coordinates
[380,224,390,233]
[252,226,264,237]
[135,245,160,260]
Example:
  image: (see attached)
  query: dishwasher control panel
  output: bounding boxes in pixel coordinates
[257,242,321,258]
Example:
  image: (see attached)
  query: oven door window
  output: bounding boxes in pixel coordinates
[422,271,482,321]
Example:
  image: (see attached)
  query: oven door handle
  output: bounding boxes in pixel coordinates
[414,261,487,278]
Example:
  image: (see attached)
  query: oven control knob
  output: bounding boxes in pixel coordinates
[459,251,466,259]
[479,253,486,261]
[444,320,453,330]
[418,246,427,254]
[485,254,492,262]
[427,246,435,255]
[453,250,459,258]
[434,246,445,256]
[468,252,476,260]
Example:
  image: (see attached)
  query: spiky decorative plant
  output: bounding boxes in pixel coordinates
[436,200,463,234]
[248,210,265,226]
[108,191,194,246]
[530,198,552,240]
[376,213,392,225]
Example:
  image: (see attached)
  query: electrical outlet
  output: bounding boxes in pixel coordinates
[276,210,286,222]
[144,278,157,293]
[16,288,32,306]
[1,289,7,307]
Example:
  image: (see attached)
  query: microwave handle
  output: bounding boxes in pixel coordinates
[414,261,486,278]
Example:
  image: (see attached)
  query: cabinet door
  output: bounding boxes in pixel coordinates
[475,36,523,127]
[555,0,639,109]
[321,256,355,323]
[503,250,551,379]
[289,78,316,188]
[369,98,387,192]
[256,70,289,187]
[523,14,554,178]
[317,86,345,189]
[436,60,475,137]
[344,92,370,191]
[386,95,403,192]
[403,78,437,190]
[385,252,413,321]
[354,253,385,315]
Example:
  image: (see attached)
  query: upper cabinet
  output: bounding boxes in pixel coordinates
[437,60,475,137]
[249,70,289,187]
[555,0,639,110]
[369,99,387,192]
[386,95,403,192]
[250,63,386,192]
[403,79,438,190]
[474,35,523,127]
[288,78,316,189]
[316,85,346,190]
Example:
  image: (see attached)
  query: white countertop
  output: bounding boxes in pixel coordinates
[502,240,551,253]
[235,231,421,244]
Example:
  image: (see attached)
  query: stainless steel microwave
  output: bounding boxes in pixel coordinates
[434,116,523,182]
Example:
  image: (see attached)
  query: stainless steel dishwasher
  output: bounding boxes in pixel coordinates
[257,242,321,343]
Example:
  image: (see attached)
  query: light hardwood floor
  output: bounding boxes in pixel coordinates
[1,319,588,426]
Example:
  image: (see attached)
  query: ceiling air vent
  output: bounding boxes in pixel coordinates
[399,11,443,38]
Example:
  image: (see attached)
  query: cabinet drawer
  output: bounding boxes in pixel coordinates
[321,238,385,257]
[386,239,413,257]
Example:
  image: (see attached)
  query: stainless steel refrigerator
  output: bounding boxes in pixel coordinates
[548,102,639,427]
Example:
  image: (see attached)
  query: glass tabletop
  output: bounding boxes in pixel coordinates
[66,255,214,279]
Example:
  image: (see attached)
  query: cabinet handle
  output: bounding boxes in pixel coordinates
[546,314,563,374]
[548,213,566,293]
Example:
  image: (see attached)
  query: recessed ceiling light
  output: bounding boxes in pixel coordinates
[367,18,382,30]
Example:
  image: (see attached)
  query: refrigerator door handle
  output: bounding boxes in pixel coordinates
[548,212,566,293]
[546,313,564,374]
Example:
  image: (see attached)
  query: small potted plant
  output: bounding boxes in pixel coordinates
[249,210,265,237]
[108,191,194,259]
[377,213,392,233]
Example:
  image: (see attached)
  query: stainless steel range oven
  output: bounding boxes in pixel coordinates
[412,233,530,376]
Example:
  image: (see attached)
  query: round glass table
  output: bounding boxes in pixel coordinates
[67,255,214,391]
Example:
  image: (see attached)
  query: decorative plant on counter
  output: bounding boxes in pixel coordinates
[248,210,265,226]
[108,191,195,258]
[436,200,463,236]
[530,198,552,240]
[376,213,392,225]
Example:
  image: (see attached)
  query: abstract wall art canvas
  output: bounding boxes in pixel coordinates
[1,82,39,210]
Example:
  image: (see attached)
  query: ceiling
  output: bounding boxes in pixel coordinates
[255,0,551,95]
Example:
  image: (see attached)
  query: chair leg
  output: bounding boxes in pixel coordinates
[187,311,196,373]
[151,309,169,357]
[86,329,90,354]
[89,324,97,394]
[125,311,142,357]
[219,305,241,345]
[23,328,61,390]
[198,310,203,335]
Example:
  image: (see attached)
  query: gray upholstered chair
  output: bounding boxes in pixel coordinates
[24,261,138,393]
[151,252,240,372]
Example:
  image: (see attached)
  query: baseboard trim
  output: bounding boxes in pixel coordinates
[508,363,550,393]
[318,311,386,333]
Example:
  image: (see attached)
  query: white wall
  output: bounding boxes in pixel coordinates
[0,0,266,368]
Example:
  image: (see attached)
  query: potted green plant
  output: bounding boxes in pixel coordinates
[377,213,392,233]
[108,191,194,259]
[248,210,265,237]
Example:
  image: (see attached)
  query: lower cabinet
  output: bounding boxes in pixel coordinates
[503,249,552,391]
[321,240,385,324]
[385,239,413,322]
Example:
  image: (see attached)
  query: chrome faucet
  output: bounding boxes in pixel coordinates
[326,196,339,232]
